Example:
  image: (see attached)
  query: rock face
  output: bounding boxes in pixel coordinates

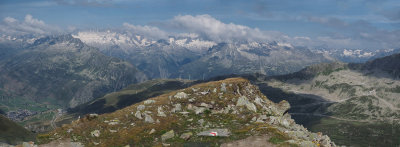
[38,78,336,147]
[0,34,147,109]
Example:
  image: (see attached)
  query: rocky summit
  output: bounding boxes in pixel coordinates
[36,78,336,147]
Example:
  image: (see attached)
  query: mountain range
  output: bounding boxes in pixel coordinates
[0,32,400,146]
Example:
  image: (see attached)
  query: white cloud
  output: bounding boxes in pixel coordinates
[123,23,168,40]
[169,14,283,43]
[4,17,17,23]
[0,14,61,35]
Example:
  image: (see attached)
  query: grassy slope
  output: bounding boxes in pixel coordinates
[0,115,35,145]
[38,78,322,146]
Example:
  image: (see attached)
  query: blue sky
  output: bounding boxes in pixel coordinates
[1,0,400,49]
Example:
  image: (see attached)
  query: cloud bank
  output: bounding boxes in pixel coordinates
[122,23,169,40]
[0,14,61,35]
[168,14,285,43]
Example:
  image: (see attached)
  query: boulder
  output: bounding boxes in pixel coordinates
[221,83,227,92]
[91,130,100,137]
[195,107,207,114]
[149,128,156,134]
[236,96,257,112]
[144,114,154,123]
[161,130,175,141]
[180,132,193,140]
[276,100,290,115]
[135,111,143,119]
[174,92,188,99]
[157,106,167,117]
[137,105,145,111]
[144,100,155,105]
[171,104,182,112]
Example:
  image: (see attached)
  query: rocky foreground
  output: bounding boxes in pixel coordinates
[34,78,336,147]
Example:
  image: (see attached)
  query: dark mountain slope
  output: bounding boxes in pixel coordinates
[0,114,35,145]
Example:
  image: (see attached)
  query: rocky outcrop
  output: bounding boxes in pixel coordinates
[37,78,336,147]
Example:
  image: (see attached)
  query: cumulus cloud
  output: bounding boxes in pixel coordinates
[0,14,61,35]
[168,14,284,43]
[123,23,169,40]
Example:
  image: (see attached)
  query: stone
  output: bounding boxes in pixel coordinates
[22,142,35,147]
[280,118,290,128]
[195,107,207,114]
[277,100,290,115]
[91,130,100,137]
[135,111,143,119]
[157,106,167,117]
[87,113,98,120]
[187,104,194,110]
[161,130,175,141]
[149,128,156,134]
[180,132,193,140]
[299,141,317,147]
[200,102,211,108]
[109,129,117,133]
[144,100,155,105]
[197,129,230,137]
[174,92,188,99]
[144,114,154,123]
[236,96,257,112]
[251,116,257,122]
[137,105,145,111]
[221,83,227,92]
[213,88,217,93]
[198,119,205,126]
[200,91,209,95]
[108,122,119,125]
[254,96,265,106]
[171,104,182,112]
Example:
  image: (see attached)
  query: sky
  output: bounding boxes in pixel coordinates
[0,0,400,49]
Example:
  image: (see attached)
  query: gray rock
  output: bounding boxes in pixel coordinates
[174,92,188,99]
[300,141,317,147]
[144,100,155,105]
[161,130,175,141]
[149,128,156,134]
[87,113,98,120]
[180,132,193,140]
[277,100,290,115]
[236,96,257,112]
[221,83,227,92]
[254,96,265,106]
[144,114,154,123]
[137,105,145,111]
[157,106,166,117]
[91,130,100,137]
[192,88,199,92]
[197,129,230,137]
[171,104,182,112]
[200,91,209,95]
[195,107,207,114]
[109,129,117,133]
[198,119,205,126]
[135,111,142,119]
